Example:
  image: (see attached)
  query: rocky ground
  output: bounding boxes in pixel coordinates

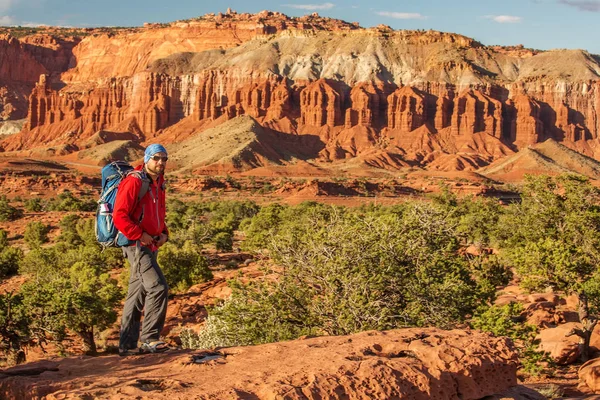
[3,157,600,399]
[1,250,600,399]
[0,328,529,400]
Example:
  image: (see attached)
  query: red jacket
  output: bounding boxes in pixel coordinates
[113,165,168,248]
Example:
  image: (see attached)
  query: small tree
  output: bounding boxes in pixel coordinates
[0,228,22,279]
[45,191,95,212]
[471,302,552,376]
[0,228,8,250]
[56,214,85,247]
[18,241,124,355]
[190,202,487,348]
[0,246,23,279]
[21,261,122,354]
[0,196,23,222]
[158,243,212,293]
[0,292,42,366]
[214,232,233,252]
[24,221,50,249]
[23,198,43,212]
[497,174,600,291]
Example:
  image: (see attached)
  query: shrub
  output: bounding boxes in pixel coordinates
[165,198,188,230]
[239,203,286,251]
[471,302,552,376]
[0,228,8,250]
[75,217,102,248]
[0,293,40,366]
[45,191,95,212]
[0,196,23,222]
[13,231,126,356]
[471,302,532,339]
[21,261,123,354]
[189,202,487,348]
[214,232,233,252]
[240,202,336,252]
[167,199,259,250]
[204,200,258,233]
[19,246,63,279]
[0,246,23,278]
[157,243,213,293]
[24,221,50,249]
[100,246,127,271]
[56,214,84,247]
[225,174,241,189]
[20,241,121,280]
[118,262,131,293]
[455,197,502,248]
[23,198,43,212]
[466,254,512,299]
[181,282,317,349]
[56,216,124,269]
[61,245,115,272]
[496,174,600,291]
[581,272,600,314]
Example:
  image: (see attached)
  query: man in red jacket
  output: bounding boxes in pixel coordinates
[114,144,170,355]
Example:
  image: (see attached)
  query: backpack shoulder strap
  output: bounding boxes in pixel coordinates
[138,177,150,202]
[128,170,151,204]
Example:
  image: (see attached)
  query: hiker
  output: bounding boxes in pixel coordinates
[113,144,170,355]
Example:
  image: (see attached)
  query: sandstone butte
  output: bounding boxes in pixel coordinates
[1,9,600,173]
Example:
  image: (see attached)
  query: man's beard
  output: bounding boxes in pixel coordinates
[147,164,165,175]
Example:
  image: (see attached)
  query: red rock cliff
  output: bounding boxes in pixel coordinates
[0,33,79,120]
[3,12,600,169]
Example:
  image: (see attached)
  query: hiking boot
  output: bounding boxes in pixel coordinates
[119,347,137,357]
[139,341,170,354]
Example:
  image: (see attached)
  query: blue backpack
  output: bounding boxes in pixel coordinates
[96,161,150,248]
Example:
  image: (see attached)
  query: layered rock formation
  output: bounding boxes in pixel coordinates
[2,11,600,171]
[0,33,80,121]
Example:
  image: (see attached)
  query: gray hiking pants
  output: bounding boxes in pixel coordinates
[119,245,168,350]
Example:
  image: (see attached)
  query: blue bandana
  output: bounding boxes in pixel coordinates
[144,144,168,163]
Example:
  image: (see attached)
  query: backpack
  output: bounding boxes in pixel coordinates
[96,161,150,248]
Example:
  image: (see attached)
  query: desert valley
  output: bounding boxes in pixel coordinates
[2,8,600,399]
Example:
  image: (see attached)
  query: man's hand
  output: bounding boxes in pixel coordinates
[140,232,154,246]
[155,233,168,248]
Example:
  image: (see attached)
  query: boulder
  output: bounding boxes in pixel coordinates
[527,293,559,304]
[525,301,556,328]
[537,322,582,365]
[579,358,600,394]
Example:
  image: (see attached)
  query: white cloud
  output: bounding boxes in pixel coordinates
[485,15,522,23]
[283,2,335,10]
[375,11,427,20]
[0,15,14,25]
[0,16,45,27]
[20,21,46,27]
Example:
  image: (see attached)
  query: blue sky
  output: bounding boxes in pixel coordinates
[2,0,600,53]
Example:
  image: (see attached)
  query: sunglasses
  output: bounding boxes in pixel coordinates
[151,155,168,162]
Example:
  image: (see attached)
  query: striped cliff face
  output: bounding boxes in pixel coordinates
[3,12,600,172]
